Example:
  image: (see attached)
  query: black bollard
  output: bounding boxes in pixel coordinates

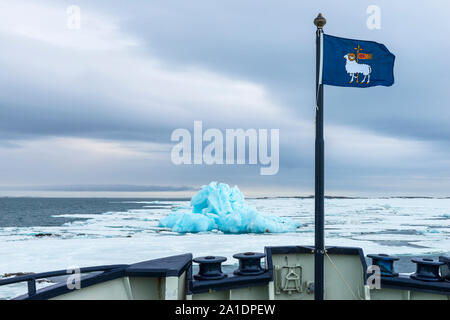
[233,252,266,276]
[367,254,399,277]
[411,258,444,282]
[193,256,227,280]
[438,256,450,281]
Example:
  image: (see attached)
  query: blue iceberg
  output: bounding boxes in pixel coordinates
[159,182,300,233]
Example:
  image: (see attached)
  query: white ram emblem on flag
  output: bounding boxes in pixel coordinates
[344,45,373,84]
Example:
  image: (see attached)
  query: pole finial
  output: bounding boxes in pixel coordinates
[314,13,326,29]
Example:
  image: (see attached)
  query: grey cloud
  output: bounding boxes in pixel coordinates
[0,0,450,195]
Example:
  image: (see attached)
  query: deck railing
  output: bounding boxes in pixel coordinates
[0,264,128,298]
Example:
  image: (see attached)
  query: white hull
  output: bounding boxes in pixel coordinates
[3,246,449,300]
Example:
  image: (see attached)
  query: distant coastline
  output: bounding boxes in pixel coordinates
[255,196,450,200]
[0,185,196,192]
[0,184,449,199]
[1,195,449,200]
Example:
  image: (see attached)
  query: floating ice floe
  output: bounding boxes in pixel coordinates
[159,182,301,233]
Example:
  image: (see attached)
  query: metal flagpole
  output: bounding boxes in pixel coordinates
[314,12,326,300]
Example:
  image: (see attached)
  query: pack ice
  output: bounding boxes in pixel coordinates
[158,182,300,233]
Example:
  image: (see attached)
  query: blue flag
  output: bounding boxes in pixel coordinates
[322,34,395,87]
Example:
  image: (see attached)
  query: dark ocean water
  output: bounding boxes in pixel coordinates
[0,197,188,227]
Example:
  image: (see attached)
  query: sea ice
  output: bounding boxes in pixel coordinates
[2,196,450,299]
[159,182,300,233]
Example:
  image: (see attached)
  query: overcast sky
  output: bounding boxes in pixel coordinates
[0,0,449,197]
